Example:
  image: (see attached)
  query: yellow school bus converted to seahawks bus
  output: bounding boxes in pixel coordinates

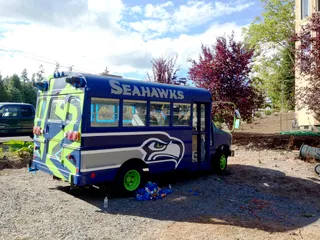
[29,72,239,193]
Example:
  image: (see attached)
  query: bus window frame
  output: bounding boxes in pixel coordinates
[149,101,172,127]
[122,99,147,127]
[86,95,198,131]
[173,102,192,127]
[90,97,120,128]
[48,97,65,123]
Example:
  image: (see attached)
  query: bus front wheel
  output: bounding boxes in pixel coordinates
[212,149,228,174]
[115,163,145,195]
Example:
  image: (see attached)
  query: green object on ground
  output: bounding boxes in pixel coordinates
[280,131,320,137]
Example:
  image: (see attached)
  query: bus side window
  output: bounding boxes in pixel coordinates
[123,100,147,127]
[150,102,170,126]
[173,103,191,126]
[66,97,81,123]
[90,98,119,127]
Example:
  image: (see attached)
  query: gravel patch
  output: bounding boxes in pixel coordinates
[0,149,320,240]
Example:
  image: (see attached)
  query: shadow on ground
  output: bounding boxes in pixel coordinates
[55,164,320,233]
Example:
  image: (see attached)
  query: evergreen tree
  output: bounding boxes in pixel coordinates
[9,74,22,91]
[21,68,29,82]
[22,82,37,106]
[0,73,8,102]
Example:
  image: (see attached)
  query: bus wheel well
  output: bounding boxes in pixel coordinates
[211,145,230,174]
[119,158,149,172]
[114,159,149,195]
[215,145,231,156]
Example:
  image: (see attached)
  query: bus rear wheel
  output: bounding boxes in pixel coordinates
[115,164,144,195]
[212,150,228,174]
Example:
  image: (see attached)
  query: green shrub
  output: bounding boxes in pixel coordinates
[254,112,262,118]
[265,110,272,115]
[2,140,33,159]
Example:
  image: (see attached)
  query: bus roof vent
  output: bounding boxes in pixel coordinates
[53,71,66,78]
[65,76,87,88]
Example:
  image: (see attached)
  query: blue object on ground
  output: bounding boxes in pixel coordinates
[136,182,173,201]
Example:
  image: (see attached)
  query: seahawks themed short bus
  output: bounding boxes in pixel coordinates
[29,72,239,193]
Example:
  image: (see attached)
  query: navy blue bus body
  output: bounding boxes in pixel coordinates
[30,72,232,187]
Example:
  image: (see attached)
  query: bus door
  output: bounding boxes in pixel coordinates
[192,103,208,164]
[62,95,83,177]
[43,96,69,179]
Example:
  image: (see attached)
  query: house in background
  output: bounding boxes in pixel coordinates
[295,0,320,130]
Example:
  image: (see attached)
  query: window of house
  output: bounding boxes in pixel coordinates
[301,0,309,19]
[318,0,320,11]
[90,98,119,127]
[123,100,147,126]
[150,102,171,126]
[173,103,191,126]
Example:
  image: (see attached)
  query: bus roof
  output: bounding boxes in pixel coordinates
[81,73,212,103]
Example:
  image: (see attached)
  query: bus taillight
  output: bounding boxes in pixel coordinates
[65,131,81,141]
[33,126,42,135]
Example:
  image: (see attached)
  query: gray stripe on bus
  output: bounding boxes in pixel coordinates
[81,131,173,137]
[80,159,177,172]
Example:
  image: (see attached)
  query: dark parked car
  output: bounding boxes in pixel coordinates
[0,103,35,136]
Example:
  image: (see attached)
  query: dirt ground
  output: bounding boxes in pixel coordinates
[236,112,295,134]
[0,146,320,240]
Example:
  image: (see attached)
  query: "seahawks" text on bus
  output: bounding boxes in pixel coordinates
[110,80,184,99]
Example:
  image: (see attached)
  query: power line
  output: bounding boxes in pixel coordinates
[0,45,98,74]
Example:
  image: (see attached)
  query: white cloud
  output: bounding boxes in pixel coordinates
[172,1,254,31]
[129,20,169,36]
[0,0,124,30]
[130,6,143,14]
[129,0,254,38]
[0,0,250,79]
[145,22,244,70]
[144,1,173,19]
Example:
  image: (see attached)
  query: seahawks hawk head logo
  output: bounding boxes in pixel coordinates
[141,134,185,168]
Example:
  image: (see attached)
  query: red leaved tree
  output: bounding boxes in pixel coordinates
[294,12,320,120]
[188,34,263,123]
[147,55,180,84]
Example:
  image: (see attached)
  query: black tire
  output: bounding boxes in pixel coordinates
[211,149,228,174]
[315,164,320,175]
[114,163,145,196]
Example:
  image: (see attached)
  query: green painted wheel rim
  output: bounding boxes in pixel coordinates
[123,170,141,191]
[220,154,227,170]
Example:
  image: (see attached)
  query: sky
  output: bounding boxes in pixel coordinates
[0,0,263,80]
